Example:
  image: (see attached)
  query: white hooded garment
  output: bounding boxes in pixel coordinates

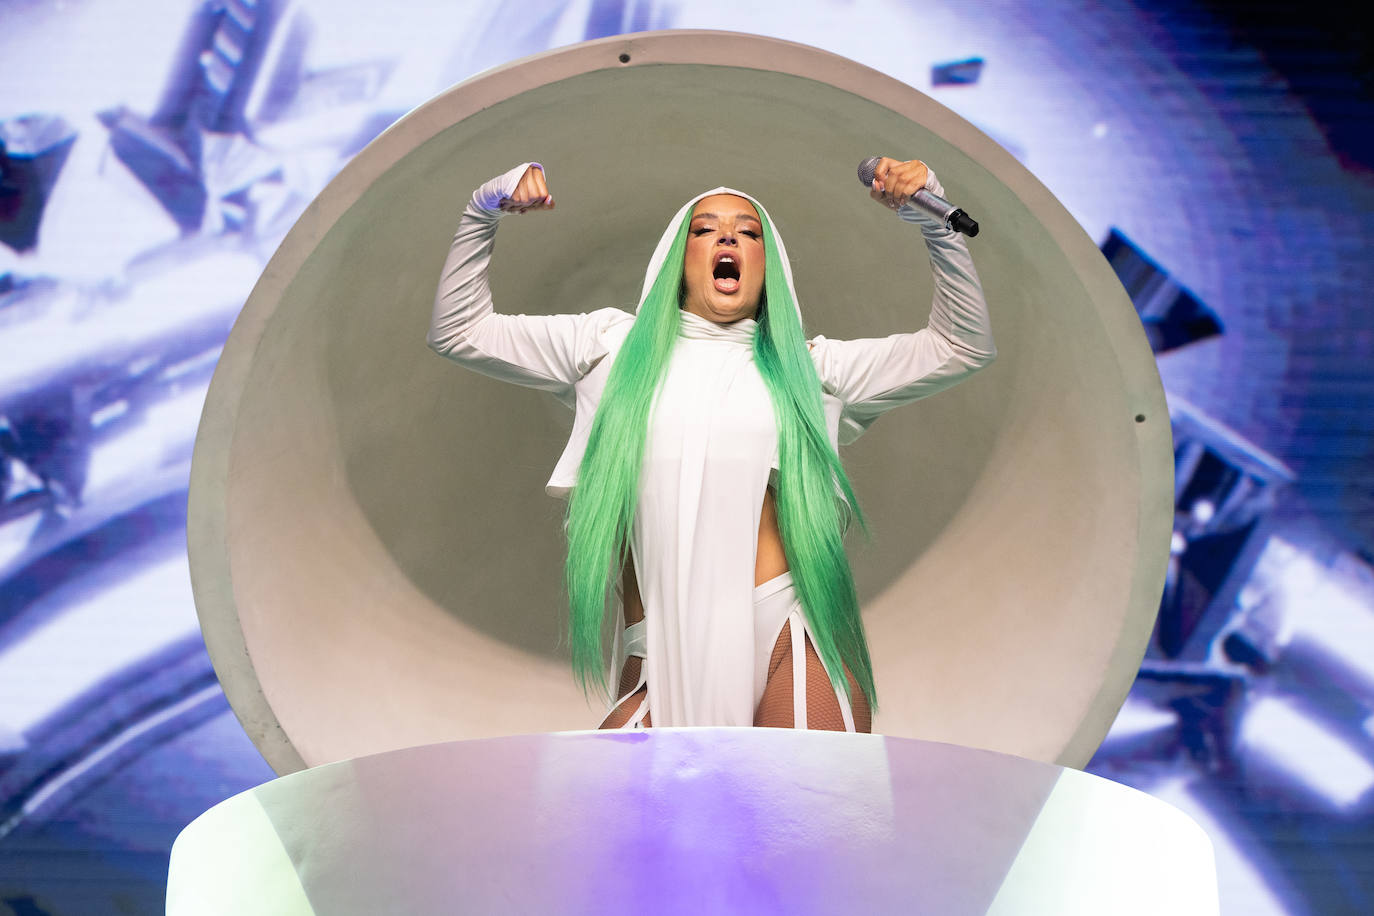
[429,162,996,728]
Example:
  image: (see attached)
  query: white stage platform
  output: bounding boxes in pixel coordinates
[167,729,1217,915]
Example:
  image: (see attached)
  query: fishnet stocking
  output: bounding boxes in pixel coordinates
[597,613,872,732]
[598,655,652,729]
[754,621,872,732]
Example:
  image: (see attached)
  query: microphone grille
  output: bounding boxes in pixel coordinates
[857,156,880,187]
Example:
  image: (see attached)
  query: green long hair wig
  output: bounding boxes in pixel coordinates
[564,189,877,711]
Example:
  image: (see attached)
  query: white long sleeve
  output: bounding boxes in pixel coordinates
[430,164,994,436]
[809,170,996,443]
[427,162,632,401]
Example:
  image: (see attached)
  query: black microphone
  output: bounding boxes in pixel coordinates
[857,157,979,237]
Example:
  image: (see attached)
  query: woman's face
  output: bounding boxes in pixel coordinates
[680,194,766,324]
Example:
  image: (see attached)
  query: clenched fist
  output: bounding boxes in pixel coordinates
[499,164,555,214]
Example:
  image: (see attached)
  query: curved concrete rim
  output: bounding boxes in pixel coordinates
[189,30,1171,774]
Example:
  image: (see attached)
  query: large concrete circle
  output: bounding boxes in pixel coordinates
[189,30,1171,774]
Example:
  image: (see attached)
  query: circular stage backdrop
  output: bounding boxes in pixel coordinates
[188,30,1171,774]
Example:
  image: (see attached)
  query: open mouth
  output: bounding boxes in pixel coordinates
[712,254,741,293]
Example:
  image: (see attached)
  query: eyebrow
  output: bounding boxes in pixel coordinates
[690,211,762,224]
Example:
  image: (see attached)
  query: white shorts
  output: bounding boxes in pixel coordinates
[614,571,858,732]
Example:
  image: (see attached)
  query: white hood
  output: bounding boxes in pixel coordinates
[636,187,803,323]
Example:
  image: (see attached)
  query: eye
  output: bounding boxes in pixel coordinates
[691,227,713,236]
[741,230,761,239]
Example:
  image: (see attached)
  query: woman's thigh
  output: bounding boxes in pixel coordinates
[598,655,652,729]
[754,621,872,732]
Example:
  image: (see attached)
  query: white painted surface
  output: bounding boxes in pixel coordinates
[168,731,1217,915]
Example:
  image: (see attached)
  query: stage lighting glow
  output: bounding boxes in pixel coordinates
[1191,499,1215,525]
[1239,697,1374,810]
[0,250,256,400]
[15,682,223,824]
[91,398,131,428]
[0,511,44,572]
[0,553,198,734]
[1106,695,1179,741]
[84,383,207,495]
[1264,538,1374,694]
[1147,780,1288,916]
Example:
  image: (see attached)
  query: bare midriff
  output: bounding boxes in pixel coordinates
[620,487,789,626]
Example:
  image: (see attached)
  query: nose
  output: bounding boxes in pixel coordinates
[717,232,738,246]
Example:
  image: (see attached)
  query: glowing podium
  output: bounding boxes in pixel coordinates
[168,730,1217,915]
[178,30,1209,915]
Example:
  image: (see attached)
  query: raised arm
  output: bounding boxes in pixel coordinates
[810,159,996,443]
[428,163,625,396]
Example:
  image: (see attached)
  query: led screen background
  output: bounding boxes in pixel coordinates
[0,1,1371,913]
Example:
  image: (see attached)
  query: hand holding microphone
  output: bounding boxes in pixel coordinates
[858,156,979,236]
